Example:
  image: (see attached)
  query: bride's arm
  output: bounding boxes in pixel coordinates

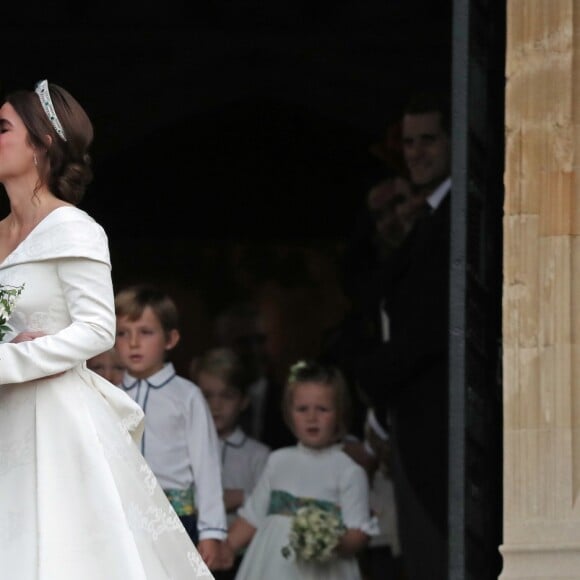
[0,257,115,384]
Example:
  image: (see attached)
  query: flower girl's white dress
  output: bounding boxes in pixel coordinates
[234,443,378,580]
[0,206,213,579]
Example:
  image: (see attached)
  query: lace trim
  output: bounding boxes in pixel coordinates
[126,502,184,541]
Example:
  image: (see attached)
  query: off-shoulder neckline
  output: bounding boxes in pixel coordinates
[0,205,81,268]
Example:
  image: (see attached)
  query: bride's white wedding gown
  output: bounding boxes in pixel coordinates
[0,206,213,579]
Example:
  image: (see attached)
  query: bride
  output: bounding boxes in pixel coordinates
[0,80,214,579]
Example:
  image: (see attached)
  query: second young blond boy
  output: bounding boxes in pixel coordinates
[195,347,270,579]
[195,347,270,524]
[115,284,227,569]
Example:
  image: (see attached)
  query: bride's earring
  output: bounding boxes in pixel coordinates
[33,153,38,167]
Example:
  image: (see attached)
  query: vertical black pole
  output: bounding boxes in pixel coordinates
[449,0,470,578]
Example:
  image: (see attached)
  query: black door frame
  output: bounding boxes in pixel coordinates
[449,1,505,578]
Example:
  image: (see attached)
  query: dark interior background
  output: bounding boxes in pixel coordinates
[1,0,453,378]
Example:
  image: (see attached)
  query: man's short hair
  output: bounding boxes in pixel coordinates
[403,90,451,135]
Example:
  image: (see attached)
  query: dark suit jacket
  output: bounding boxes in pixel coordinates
[354,193,451,532]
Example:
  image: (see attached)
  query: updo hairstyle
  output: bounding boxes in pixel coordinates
[6,82,94,204]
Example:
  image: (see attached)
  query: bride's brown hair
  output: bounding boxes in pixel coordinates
[6,82,94,205]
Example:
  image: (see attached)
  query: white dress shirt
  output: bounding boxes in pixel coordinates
[426,176,451,211]
[122,363,227,540]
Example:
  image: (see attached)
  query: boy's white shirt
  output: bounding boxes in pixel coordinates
[220,427,270,496]
[121,362,227,541]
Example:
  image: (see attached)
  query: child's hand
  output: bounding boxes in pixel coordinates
[217,540,236,570]
[337,529,369,557]
[223,488,244,512]
[197,538,220,569]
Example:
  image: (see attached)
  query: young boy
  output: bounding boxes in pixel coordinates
[115,284,227,569]
[194,347,270,578]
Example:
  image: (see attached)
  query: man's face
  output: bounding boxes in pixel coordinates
[402,112,450,190]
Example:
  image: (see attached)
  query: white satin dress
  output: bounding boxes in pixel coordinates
[0,206,213,579]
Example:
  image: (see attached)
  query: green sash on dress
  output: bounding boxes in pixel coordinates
[267,489,341,519]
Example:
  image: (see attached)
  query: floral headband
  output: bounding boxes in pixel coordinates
[34,80,67,141]
[288,360,310,382]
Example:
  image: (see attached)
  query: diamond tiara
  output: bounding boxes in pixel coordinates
[34,80,67,142]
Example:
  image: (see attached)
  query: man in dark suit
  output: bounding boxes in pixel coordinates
[353,91,452,579]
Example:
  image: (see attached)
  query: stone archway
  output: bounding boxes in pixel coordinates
[500,1,580,577]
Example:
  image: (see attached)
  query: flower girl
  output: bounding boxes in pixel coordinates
[223,360,377,579]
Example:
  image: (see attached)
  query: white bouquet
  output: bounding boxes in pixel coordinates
[0,284,24,342]
[281,504,345,563]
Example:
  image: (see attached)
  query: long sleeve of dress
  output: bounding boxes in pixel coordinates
[0,257,115,384]
[238,457,273,528]
[339,460,378,535]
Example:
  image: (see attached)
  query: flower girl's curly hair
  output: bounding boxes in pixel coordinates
[282,360,351,441]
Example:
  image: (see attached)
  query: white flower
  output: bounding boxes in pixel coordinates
[281,504,345,563]
[0,284,24,342]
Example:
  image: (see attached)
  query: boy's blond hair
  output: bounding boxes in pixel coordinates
[115,284,179,334]
[193,347,252,396]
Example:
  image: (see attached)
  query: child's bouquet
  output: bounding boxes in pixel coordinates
[0,284,24,342]
[281,504,345,563]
